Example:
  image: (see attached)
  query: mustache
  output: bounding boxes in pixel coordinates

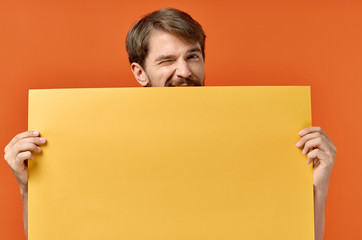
[164,78,202,87]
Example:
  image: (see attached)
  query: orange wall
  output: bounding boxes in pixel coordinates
[1,1,361,239]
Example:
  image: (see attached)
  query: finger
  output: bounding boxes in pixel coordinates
[6,150,33,172]
[302,137,326,154]
[16,151,33,165]
[13,142,42,157]
[16,137,46,147]
[5,131,40,153]
[7,137,45,159]
[298,126,325,137]
[306,148,329,166]
[296,132,323,148]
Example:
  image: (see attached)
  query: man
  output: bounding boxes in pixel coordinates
[4,8,336,240]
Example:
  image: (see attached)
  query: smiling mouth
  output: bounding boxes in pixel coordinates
[165,78,202,87]
[169,83,193,87]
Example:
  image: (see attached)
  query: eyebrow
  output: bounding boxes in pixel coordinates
[155,54,177,62]
[187,47,202,54]
[154,47,202,62]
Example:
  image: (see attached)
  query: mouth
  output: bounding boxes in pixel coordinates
[168,83,193,87]
[165,78,202,87]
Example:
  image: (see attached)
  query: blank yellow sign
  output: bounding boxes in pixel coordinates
[28,86,313,239]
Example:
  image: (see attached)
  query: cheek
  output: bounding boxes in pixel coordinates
[191,63,205,79]
[153,67,175,84]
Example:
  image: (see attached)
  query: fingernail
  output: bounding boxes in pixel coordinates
[37,146,42,152]
[298,130,304,136]
[296,141,301,147]
[33,131,39,136]
[40,137,46,143]
[302,149,306,154]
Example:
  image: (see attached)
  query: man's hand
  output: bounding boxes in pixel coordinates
[4,130,46,239]
[296,126,336,193]
[4,131,46,191]
[296,126,336,240]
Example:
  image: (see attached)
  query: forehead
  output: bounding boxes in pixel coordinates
[147,30,201,59]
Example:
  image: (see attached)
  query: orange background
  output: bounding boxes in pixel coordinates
[0,0,361,239]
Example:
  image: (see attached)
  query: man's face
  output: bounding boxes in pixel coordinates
[131,30,205,87]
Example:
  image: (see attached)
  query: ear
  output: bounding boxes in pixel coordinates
[131,62,150,87]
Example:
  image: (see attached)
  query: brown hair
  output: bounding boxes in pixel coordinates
[126,8,206,68]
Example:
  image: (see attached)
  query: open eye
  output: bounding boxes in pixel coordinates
[187,54,200,61]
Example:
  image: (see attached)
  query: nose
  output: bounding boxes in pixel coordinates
[175,60,192,79]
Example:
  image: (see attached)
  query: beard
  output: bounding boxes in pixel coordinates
[164,78,202,87]
[145,72,204,87]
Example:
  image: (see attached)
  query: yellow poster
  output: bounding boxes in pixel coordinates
[28,86,313,239]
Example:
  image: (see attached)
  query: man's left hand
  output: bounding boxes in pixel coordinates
[296,127,337,194]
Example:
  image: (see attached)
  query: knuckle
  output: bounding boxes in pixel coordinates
[12,135,19,142]
[17,152,30,161]
[7,159,15,168]
[14,133,21,141]
[13,142,21,152]
[4,153,9,163]
[303,145,308,152]
[308,149,318,157]
[13,131,29,142]
[30,144,37,151]
[320,134,326,142]
[24,151,31,158]
[303,147,310,153]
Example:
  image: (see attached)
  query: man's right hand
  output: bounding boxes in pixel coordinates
[4,131,46,191]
